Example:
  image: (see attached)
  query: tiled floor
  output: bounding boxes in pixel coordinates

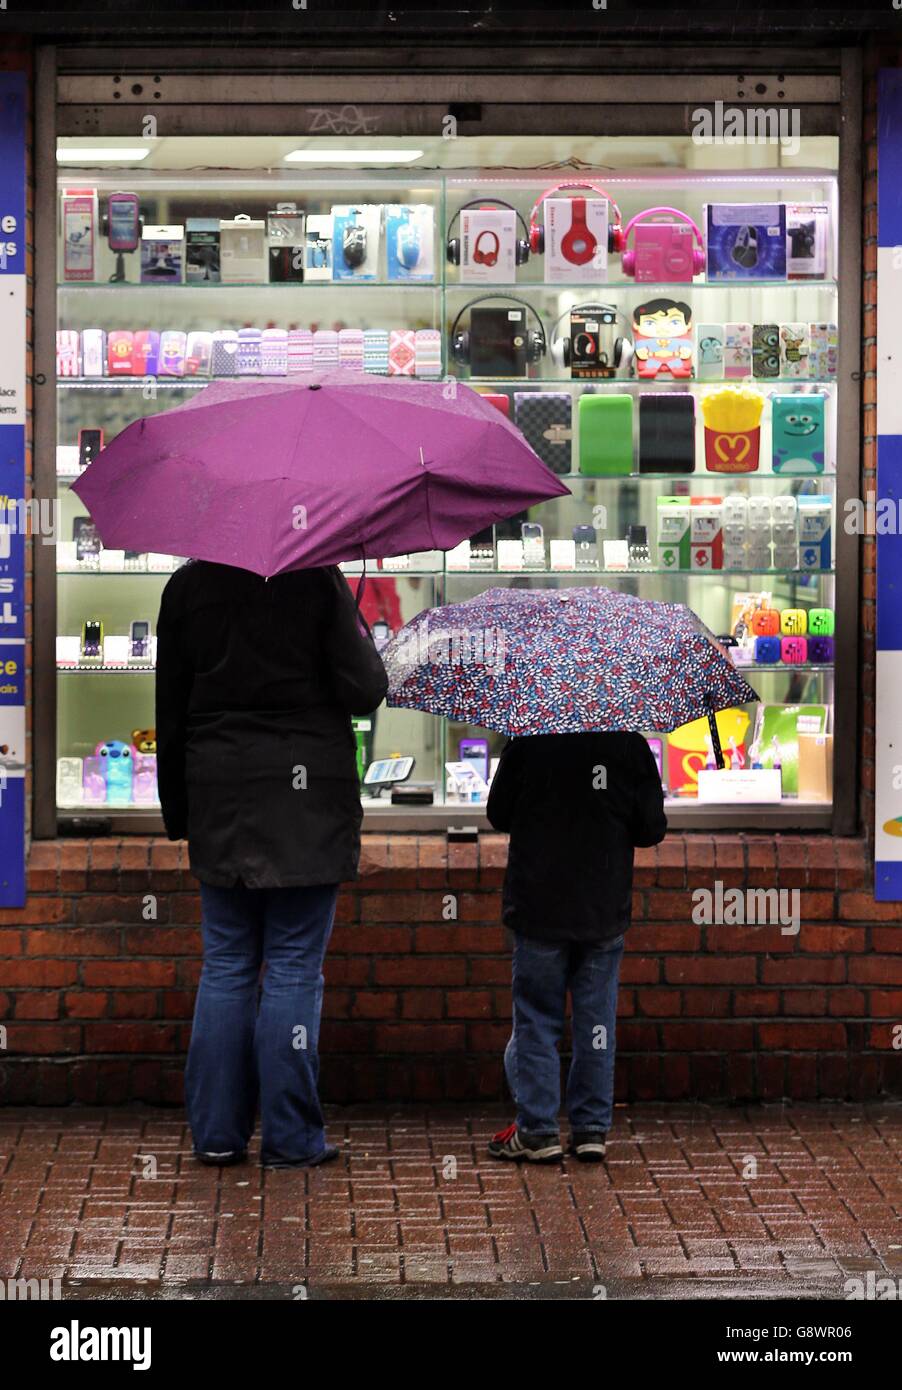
[0,1103,900,1299]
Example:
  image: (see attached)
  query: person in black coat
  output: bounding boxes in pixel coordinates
[155,561,387,1169]
[485,731,667,1166]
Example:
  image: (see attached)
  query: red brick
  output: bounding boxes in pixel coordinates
[350,991,398,1020]
[733,989,780,1016]
[64,992,109,1019]
[84,1023,179,1053]
[758,1022,847,1049]
[839,893,902,922]
[111,992,159,1019]
[373,957,466,986]
[401,989,444,1020]
[123,927,200,955]
[445,990,492,1019]
[2,960,77,986]
[0,930,24,955]
[662,1023,754,1050]
[373,1023,465,1053]
[664,957,757,985]
[761,957,846,984]
[82,961,176,987]
[26,928,119,956]
[849,956,902,984]
[14,991,59,1019]
[0,897,70,926]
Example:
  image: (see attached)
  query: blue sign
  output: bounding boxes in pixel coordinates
[0,70,27,907]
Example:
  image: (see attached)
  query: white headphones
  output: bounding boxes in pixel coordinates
[550,302,634,373]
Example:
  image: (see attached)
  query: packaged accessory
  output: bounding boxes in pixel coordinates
[808,607,835,636]
[631,299,693,379]
[781,636,808,664]
[267,209,306,284]
[771,394,826,474]
[807,635,835,663]
[332,204,381,281]
[528,181,624,256]
[724,322,752,379]
[621,207,705,282]
[220,215,266,284]
[550,302,632,379]
[755,636,782,663]
[705,203,787,280]
[140,224,184,284]
[185,218,221,284]
[578,394,633,476]
[638,394,695,474]
[386,204,435,281]
[447,201,529,284]
[786,203,829,279]
[700,385,764,473]
[780,609,808,635]
[514,392,572,475]
[304,214,333,280]
[62,190,97,281]
[797,495,832,570]
[449,295,546,378]
[696,323,724,381]
[752,324,780,380]
[657,496,691,570]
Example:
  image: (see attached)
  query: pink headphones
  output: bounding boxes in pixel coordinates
[620,207,706,278]
[528,181,625,256]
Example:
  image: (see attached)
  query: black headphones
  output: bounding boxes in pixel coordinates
[446,200,531,267]
[449,295,547,367]
[550,302,633,372]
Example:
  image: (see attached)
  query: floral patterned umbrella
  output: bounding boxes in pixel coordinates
[383,586,759,747]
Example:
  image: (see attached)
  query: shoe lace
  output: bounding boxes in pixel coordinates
[493,1122,517,1143]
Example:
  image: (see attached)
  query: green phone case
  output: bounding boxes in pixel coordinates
[578,393,634,476]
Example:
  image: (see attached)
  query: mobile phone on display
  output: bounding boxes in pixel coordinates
[470,524,496,565]
[371,620,391,650]
[459,738,489,784]
[80,619,103,660]
[363,756,415,786]
[521,521,545,566]
[77,428,103,469]
[128,619,151,661]
[572,524,598,569]
[107,193,141,252]
[627,524,651,568]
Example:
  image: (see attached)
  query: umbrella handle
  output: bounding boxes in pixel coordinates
[706,705,725,771]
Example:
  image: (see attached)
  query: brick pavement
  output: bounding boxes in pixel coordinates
[0,1103,899,1298]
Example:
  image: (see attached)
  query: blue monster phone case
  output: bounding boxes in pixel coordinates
[771,394,826,474]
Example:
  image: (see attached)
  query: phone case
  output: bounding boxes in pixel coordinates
[752,323,780,380]
[696,324,724,382]
[82,755,106,804]
[260,327,288,376]
[724,323,752,379]
[514,392,572,475]
[771,394,826,474]
[313,329,339,370]
[389,329,417,376]
[414,328,442,377]
[362,328,389,375]
[81,329,105,377]
[56,330,81,378]
[56,757,84,805]
[578,393,634,476]
[133,330,160,376]
[211,330,239,376]
[132,752,158,803]
[287,328,314,374]
[337,328,365,372]
[779,323,809,378]
[638,393,695,473]
[107,330,134,376]
[158,331,187,377]
[237,328,262,375]
[477,392,511,416]
[185,331,213,377]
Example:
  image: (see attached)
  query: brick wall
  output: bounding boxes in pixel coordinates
[0,833,898,1105]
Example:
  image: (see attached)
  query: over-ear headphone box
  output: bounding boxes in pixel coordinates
[543,197,608,283]
[468,306,531,376]
[458,208,519,284]
[705,203,787,281]
[567,308,629,379]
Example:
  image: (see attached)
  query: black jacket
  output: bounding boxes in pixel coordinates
[155,561,388,889]
[486,732,667,943]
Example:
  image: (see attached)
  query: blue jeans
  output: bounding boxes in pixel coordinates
[185,881,338,1163]
[505,932,624,1136]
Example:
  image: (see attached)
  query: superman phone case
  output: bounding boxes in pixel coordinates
[578,393,633,476]
[638,394,695,473]
[514,392,572,475]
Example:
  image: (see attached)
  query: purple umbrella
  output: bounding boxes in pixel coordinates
[71,372,570,576]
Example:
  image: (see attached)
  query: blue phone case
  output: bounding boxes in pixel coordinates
[771,394,826,474]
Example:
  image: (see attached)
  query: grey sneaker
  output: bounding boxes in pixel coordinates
[488,1122,563,1163]
[194,1150,247,1167]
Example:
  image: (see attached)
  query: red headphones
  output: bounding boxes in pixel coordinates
[472,229,501,266]
[528,181,625,257]
[446,200,531,266]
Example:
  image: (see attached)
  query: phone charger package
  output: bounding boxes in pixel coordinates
[61,188,97,282]
[220,217,266,284]
[786,203,829,279]
[543,197,608,283]
[185,218,221,284]
[140,225,184,284]
[267,210,306,284]
[459,208,517,284]
[386,205,435,281]
[705,204,787,280]
[332,205,381,281]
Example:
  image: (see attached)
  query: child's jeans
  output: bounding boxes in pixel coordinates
[504,932,624,1136]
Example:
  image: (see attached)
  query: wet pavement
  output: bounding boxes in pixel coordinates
[0,1102,900,1300]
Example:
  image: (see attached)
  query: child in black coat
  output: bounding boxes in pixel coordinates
[486,731,667,1163]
